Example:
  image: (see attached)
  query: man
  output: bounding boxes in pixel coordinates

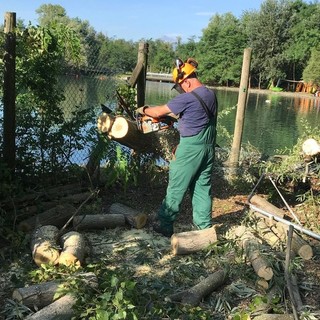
[137,58,218,237]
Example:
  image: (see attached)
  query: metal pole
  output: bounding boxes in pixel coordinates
[249,204,320,241]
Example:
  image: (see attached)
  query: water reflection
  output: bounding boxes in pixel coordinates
[145,82,320,156]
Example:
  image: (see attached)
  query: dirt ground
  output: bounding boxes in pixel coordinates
[0,166,319,318]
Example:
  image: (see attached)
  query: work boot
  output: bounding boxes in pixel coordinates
[152,221,173,238]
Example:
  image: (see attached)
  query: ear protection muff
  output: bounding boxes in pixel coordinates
[175,58,185,82]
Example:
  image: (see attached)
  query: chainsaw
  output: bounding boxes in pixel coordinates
[136,111,177,134]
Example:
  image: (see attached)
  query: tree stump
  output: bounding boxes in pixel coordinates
[58,231,88,266]
[171,226,218,255]
[73,213,126,230]
[109,203,148,229]
[18,204,76,232]
[166,269,227,306]
[30,225,60,267]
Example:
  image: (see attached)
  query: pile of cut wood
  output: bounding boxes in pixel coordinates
[8,184,318,319]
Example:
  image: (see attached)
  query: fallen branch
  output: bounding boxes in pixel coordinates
[166,269,227,306]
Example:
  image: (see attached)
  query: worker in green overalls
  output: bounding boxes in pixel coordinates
[137,58,218,237]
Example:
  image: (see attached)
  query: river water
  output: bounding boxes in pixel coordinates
[146,81,320,156]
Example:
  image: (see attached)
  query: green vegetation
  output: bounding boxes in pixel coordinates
[0,2,320,318]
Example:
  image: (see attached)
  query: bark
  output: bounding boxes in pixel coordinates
[97,113,179,161]
[58,231,87,266]
[25,294,75,320]
[250,195,286,218]
[30,225,60,267]
[109,202,148,229]
[234,226,273,281]
[12,272,97,309]
[166,269,227,306]
[252,315,294,320]
[18,204,76,232]
[73,213,126,230]
[171,226,218,255]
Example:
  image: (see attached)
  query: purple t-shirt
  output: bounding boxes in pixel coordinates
[167,86,217,137]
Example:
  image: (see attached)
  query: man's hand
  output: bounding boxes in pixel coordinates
[136,106,149,115]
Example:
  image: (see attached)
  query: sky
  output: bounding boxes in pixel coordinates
[1,0,265,42]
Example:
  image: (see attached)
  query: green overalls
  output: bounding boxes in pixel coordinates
[157,118,216,235]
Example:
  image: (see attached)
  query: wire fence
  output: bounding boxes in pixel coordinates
[0,27,127,182]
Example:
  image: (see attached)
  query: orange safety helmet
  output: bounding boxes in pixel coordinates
[172,58,198,83]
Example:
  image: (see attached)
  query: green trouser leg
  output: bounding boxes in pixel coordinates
[158,121,215,233]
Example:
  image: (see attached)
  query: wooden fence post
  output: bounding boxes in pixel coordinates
[3,12,16,173]
[227,48,252,176]
[136,42,148,107]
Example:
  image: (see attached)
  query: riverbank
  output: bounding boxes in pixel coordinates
[212,85,319,100]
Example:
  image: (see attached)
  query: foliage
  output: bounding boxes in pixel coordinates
[197,13,247,86]
[303,48,320,85]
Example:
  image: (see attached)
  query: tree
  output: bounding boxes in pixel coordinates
[303,48,320,85]
[284,0,320,81]
[197,13,246,86]
[243,0,295,88]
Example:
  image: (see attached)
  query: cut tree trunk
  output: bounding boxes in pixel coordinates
[109,203,148,229]
[12,272,97,309]
[73,213,126,230]
[234,226,273,281]
[18,204,76,232]
[171,226,218,255]
[166,269,227,306]
[58,231,88,266]
[25,294,75,320]
[251,207,313,260]
[250,195,286,218]
[97,113,179,160]
[30,225,60,267]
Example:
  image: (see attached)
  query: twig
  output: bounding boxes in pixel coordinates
[59,189,99,236]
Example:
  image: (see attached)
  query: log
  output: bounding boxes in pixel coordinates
[268,221,313,260]
[12,272,97,309]
[252,314,294,320]
[25,294,75,320]
[251,209,313,260]
[109,203,148,229]
[18,204,76,232]
[171,226,218,255]
[234,226,273,281]
[58,231,87,267]
[97,113,179,160]
[19,192,92,217]
[166,269,227,306]
[30,225,60,267]
[73,213,126,230]
[250,195,286,218]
